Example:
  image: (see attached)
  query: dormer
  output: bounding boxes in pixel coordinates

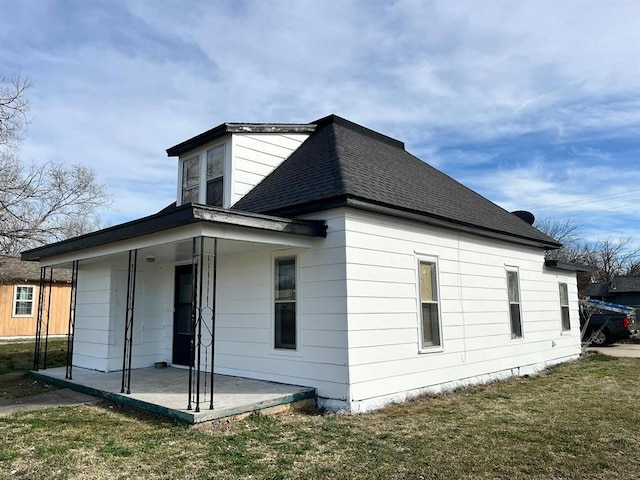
[166,122,315,208]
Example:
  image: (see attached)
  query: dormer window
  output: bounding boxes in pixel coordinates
[179,144,226,207]
[168,122,314,208]
[181,155,200,204]
[206,145,224,206]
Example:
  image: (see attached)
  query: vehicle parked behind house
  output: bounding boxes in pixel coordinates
[580,310,631,346]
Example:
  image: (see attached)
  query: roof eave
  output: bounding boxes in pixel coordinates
[21,204,326,262]
[166,124,229,157]
[544,259,591,272]
[166,123,316,157]
[344,199,562,250]
[256,196,562,250]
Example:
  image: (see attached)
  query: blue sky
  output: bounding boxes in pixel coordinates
[1,0,639,244]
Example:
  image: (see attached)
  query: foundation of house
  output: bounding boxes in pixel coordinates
[31,366,316,424]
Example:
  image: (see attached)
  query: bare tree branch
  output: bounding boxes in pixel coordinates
[0,71,111,254]
[583,237,640,283]
[535,216,640,294]
[0,72,31,148]
[534,216,586,263]
[0,154,112,254]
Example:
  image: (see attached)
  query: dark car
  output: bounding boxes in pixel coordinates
[580,310,632,346]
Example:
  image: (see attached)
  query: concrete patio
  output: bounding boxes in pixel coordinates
[31,366,316,423]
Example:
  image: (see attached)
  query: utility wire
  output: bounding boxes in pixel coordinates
[539,190,638,209]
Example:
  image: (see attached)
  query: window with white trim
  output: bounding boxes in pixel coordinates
[205,145,224,207]
[181,155,200,204]
[13,285,35,317]
[507,269,523,339]
[179,144,225,207]
[418,259,442,349]
[274,257,296,350]
[559,282,570,331]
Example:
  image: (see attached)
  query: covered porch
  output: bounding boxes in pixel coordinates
[32,366,316,423]
[23,204,326,422]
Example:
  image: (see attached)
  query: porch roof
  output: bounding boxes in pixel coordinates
[21,203,327,262]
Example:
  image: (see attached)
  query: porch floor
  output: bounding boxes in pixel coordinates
[31,366,316,424]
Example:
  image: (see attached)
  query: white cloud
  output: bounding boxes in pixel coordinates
[1,0,638,236]
[460,153,640,246]
[121,0,640,138]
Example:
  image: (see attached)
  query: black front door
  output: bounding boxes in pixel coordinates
[173,265,193,366]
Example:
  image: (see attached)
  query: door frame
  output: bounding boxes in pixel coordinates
[172,264,193,366]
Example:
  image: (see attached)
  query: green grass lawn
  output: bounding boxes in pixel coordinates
[0,338,67,399]
[0,342,638,479]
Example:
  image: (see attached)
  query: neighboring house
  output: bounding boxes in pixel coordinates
[584,276,640,308]
[22,114,583,413]
[0,255,71,337]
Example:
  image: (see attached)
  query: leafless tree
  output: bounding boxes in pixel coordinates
[534,216,586,263]
[0,72,111,255]
[535,216,640,295]
[583,237,640,283]
[0,72,31,148]
[627,261,640,277]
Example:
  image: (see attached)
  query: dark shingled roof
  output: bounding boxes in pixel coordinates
[584,282,611,297]
[586,276,640,296]
[0,255,71,283]
[611,276,640,293]
[233,115,561,249]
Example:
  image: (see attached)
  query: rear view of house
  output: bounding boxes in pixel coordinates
[22,115,583,416]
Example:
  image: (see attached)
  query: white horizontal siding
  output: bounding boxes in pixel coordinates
[74,303,110,319]
[231,133,310,204]
[107,264,172,370]
[343,209,582,409]
[73,263,112,371]
[72,260,175,372]
[213,211,349,400]
[348,312,418,331]
[67,206,581,409]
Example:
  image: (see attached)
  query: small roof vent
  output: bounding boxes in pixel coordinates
[511,210,535,225]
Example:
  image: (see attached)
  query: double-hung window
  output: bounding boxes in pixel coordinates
[13,285,35,317]
[418,259,441,349]
[206,145,224,207]
[507,269,523,339]
[180,144,225,207]
[274,258,296,350]
[559,282,570,331]
[181,155,200,204]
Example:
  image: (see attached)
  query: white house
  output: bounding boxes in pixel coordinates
[23,114,583,413]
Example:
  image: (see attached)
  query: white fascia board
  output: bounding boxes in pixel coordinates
[39,222,317,267]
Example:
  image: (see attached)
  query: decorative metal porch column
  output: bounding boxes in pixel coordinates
[33,267,53,371]
[187,236,217,412]
[121,249,138,394]
[65,261,79,379]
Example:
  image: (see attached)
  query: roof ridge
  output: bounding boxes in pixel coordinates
[312,114,405,150]
[326,122,349,195]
